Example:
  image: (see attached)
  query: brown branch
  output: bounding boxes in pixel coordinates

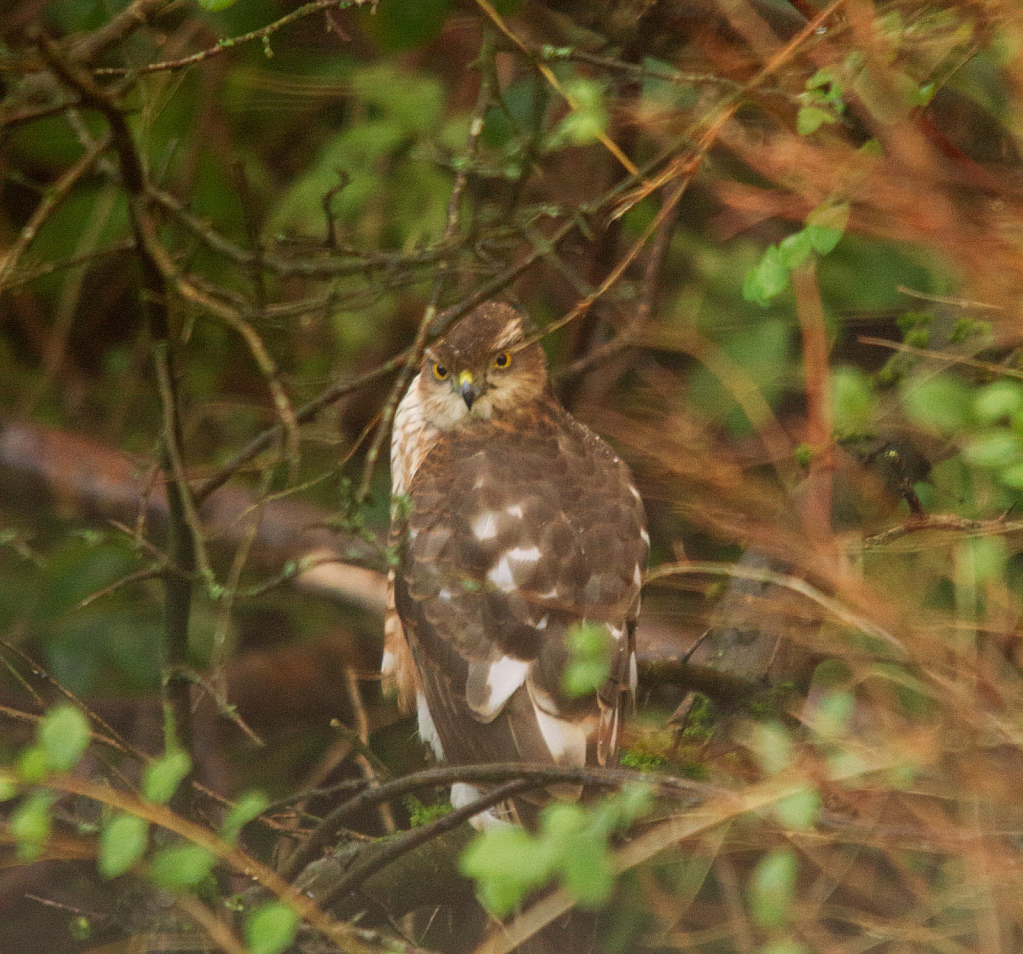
[69,0,177,65]
[354,32,495,505]
[0,768,398,954]
[148,184,452,280]
[559,182,682,383]
[314,779,533,912]
[858,335,1023,380]
[35,32,198,772]
[93,0,363,78]
[0,132,112,290]
[280,761,709,883]
[864,514,1023,549]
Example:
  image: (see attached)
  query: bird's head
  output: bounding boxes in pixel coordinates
[415,303,549,429]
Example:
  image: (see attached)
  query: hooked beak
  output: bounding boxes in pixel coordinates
[458,370,483,409]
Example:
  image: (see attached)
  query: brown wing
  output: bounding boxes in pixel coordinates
[393,402,647,770]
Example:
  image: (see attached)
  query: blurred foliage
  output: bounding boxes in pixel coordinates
[3,0,1023,951]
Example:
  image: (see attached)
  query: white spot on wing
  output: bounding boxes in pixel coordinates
[533,705,588,765]
[416,690,445,760]
[633,563,643,587]
[506,504,524,518]
[609,624,625,643]
[507,545,540,564]
[525,680,587,765]
[487,556,515,592]
[479,657,530,717]
[473,512,499,540]
[640,528,650,545]
[380,649,396,678]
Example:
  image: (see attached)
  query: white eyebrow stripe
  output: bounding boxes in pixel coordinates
[494,317,523,349]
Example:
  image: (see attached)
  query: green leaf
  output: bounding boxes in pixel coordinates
[38,705,91,773]
[562,622,613,697]
[778,230,813,270]
[363,0,454,53]
[143,750,192,805]
[460,827,556,915]
[748,722,793,776]
[11,790,56,861]
[0,775,17,802]
[557,78,609,146]
[19,745,50,784]
[245,901,300,954]
[912,82,936,107]
[221,791,269,844]
[975,380,1023,424]
[149,843,216,888]
[195,0,238,9]
[998,461,1023,488]
[963,429,1022,469]
[541,803,614,908]
[901,376,972,434]
[560,832,614,908]
[605,782,654,827]
[773,786,822,829]
[744,244,790,305]
[797,105,837,135]
[749,848,798,928]
[831,366,878,434]
[98,813,149,878]
[805,69,831,91]
[810,689,856,739]
[806,202,850,254]
[957,535,1007,585]
[69,916,92,941]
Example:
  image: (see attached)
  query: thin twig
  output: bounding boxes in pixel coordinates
[0,132,112,290]
[859,335,1023,380]
[472,0,640,176]
[646,560,906,653]
[354,31,496,505]
[1,769,399,954]
[864,514,1023,549]
[280,761,708,882]
[94,0,365,77]
[148,183,452,279]
[315,779,534,912]
[35,31,199,766]
[345,669,396,834]
[172,892,252,954]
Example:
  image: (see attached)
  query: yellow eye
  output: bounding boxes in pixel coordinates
[433,363,449,381]
[492,351,511,369]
